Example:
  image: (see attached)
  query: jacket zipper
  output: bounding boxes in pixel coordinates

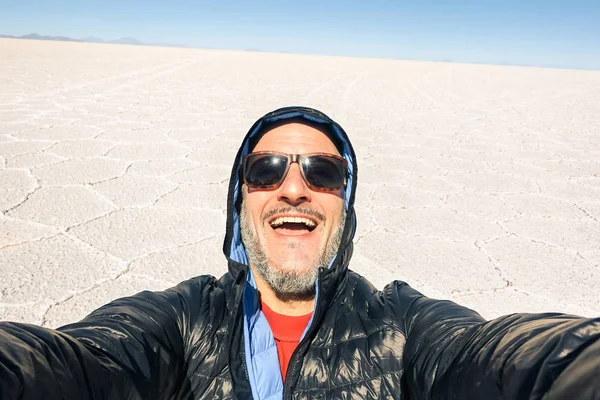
[229,269,248,400]
[281,269,325,400]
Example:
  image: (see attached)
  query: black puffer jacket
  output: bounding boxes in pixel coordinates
[1,107,599,400]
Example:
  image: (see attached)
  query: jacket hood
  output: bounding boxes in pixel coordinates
[222,106,358,282]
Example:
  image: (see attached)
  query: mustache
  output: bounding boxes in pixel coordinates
[262,206,325,223]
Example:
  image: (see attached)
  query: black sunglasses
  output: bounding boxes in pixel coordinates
[242,151,348,191]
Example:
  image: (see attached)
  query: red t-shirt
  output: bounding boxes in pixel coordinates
[261,301,313,381]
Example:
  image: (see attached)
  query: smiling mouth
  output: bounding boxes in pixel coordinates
[269,216,317,233]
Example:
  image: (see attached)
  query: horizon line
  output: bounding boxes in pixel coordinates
[1,33,599,73]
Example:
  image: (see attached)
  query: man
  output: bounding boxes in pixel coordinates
[0,106,599,399]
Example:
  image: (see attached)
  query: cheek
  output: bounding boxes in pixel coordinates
[321,197,344,223]
[243,193,271,228]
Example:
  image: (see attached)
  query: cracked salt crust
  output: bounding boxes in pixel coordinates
[373,207,506,240]
[7,185,117,229]
[355,230,506,293]
[127,159,197,176]
[6,152,66,169]
[483,237,600,306]
[42,273,175,328]
[184,145,238,166]
[69,207,225,259]
[0,303,49,325]
[359,165,410,183]
[15,125,102,140]
[1,38,599,325]
[45,139,117,158]
[0,215,59,248]
[445,192,516,221]
[0,190,31,212]
[128,235,225,283]
[0,234,125,304]
[166,128,216,142]
[106,142,191,160]
[0,141,55,156]
[353,206,378,240]
[456,170,544,194]
[502,217,600,250]
[32,157,130,185]
[0,170,38,195]
[154,183,228,209]
[575,202,600,222]
[97,129,171,143]
[499,193,589,219]
[92,174,179,207]
[450,288,599,320]
[372,185,444,208]
[538,179,600,201]
[168,165,231,184]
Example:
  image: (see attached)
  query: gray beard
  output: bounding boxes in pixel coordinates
[240,201,346,302]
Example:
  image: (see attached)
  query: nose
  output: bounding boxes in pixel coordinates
[277,163,312,206]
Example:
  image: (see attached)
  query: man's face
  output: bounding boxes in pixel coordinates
[240,123,346,300]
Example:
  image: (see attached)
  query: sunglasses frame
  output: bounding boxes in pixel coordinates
[242,151,348,192]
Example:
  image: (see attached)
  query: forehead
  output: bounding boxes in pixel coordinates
[253,123,340,156]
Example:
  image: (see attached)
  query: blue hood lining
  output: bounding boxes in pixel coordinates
[243,269,284,399]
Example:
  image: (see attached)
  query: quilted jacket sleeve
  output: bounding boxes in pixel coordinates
[0,277,207,400]
[391,281,600,400]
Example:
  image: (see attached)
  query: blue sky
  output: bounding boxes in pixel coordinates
[1,0,599,69]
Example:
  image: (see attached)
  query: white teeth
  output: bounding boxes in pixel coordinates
[269,216,316,228]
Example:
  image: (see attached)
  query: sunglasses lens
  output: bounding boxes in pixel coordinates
[244,154,288,187]
[302,156,346,190]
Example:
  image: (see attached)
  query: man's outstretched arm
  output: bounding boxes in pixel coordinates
[0,277,207,400]
[389,281,600,400]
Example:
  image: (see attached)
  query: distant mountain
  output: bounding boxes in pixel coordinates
[80,36,105,43]
[0,33,154,47]
[111,37,142,45]
[16,33,83,42]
